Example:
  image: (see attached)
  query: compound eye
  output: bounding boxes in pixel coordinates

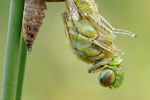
[99,70,115,87]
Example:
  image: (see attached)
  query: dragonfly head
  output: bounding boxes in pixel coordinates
[99,69,115,87]
[99,57,124,88]
[98,66,124,88]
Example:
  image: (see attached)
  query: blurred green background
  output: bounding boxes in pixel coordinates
[0,0,150,100]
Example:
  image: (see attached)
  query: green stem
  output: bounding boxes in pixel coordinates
[1,0,25,100]
[16,34,27,100]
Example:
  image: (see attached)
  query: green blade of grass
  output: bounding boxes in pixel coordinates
[16,34,27,100]
[1,0,25,100]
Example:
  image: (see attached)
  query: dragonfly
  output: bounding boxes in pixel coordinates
[63,0,136,88]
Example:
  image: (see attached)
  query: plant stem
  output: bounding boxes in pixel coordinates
[16,34,27,100]
[1,0,25,100]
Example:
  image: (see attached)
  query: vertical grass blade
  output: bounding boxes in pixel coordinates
[1,0,25,100]
[16,34,27,100]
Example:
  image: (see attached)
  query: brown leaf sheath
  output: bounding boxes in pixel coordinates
[22,0,47,54]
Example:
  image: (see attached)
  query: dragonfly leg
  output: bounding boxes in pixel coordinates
[96,14,115,31]
[83,13,112,35]
[88,58,112,73]
[112,29,136,37]
[96,14,136,37]
[85,13,136,37]
[89,38,119,57]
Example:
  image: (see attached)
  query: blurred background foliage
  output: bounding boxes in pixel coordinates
[0,0,150,100]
